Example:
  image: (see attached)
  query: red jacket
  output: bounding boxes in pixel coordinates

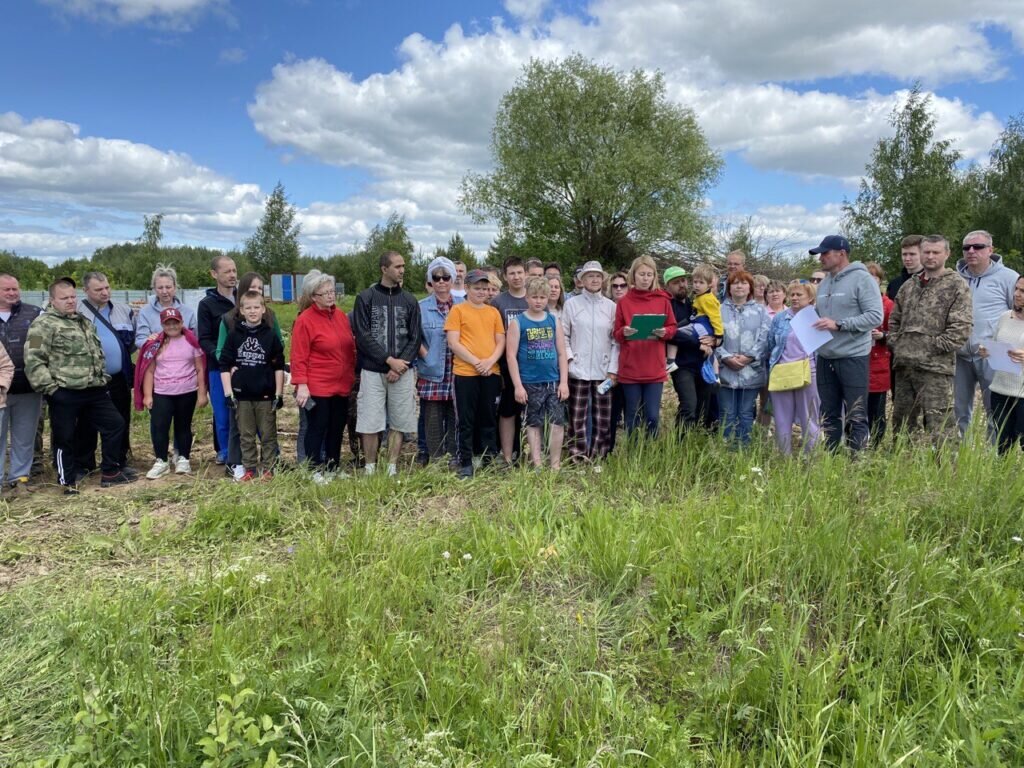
[290,305,356,397]
[613,288,678,384]
[869,294,893,393]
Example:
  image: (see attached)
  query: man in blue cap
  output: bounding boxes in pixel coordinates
[809,235,883,452]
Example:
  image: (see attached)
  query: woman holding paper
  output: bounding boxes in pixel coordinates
[613,255,677,437]
[716,270,771,447]
[982,276,1024,454]
[766,281,821,454]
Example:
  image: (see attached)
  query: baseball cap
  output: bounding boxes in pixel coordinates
[465,269,490,285]
[160,307,183,324]
[809,235,851,255]
[663,266,688,283]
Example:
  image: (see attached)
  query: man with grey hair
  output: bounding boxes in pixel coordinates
[75,270,136,477]
[0,273,43,490]
[954,229,1018,439]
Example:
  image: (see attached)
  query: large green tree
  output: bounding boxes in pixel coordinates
[842,86,977,274]
[244,182,301,276]
[461,54,721,272]
[433,232,478,269]
[979,114,1024,270]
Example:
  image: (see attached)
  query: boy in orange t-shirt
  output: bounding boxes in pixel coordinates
[444,270,506,478]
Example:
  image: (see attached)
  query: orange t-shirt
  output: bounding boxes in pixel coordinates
[444,302,505,377]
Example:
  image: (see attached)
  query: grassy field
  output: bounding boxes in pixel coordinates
[1,413,1022,766]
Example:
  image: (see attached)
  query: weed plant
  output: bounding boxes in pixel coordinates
[0,428,1022,766]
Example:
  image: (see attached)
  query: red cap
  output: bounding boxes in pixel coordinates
[160,307,183,324]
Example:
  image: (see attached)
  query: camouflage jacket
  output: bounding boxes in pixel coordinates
[889,269,973,375]
[24,307,110,395]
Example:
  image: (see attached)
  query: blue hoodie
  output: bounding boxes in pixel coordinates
[955,253,1018,357]
[815,261,883,359]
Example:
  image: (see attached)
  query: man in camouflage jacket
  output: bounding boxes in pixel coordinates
[888,235,973,442]
[24,278,134,492]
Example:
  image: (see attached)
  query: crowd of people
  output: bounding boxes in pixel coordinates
[2,227,1021,494]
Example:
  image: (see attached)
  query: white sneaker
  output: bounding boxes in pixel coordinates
[233,464,245,481]
[312,471,332,486]
[146,459,170,480]
[174,456,191,474]
[387,463,398,477]
[364,463,376,476]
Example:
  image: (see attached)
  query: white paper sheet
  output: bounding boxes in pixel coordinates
[789,306,833,354]
[983,340,1022,374]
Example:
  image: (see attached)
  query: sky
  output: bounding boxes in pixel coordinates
[1,0,1023,265]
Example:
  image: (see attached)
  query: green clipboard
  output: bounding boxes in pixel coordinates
[628,313,666,341]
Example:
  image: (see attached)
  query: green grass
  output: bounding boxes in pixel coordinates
[1,431,1022,767]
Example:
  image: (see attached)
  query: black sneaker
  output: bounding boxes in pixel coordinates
[63,484,80,496]
[457,465,474,480]
[100,471,137,488]
[119,465,140,480]
[73,468,92,484]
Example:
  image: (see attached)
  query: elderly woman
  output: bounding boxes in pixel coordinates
[767,281,820,454]
[291,272,356,482]
[418,256,462,464]
[136,264,197,347]
[716,270,771,447]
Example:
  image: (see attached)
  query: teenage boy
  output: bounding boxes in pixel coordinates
[506,277,569,470]
[491,256,529,464]
[445,270,505,479]
[219,291,285,481]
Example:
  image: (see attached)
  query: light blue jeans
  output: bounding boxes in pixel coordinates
[0,392,42,481]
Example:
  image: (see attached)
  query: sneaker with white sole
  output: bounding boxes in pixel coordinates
[146,459,170,480]
[232,464,245,481]
[174,456,191,474]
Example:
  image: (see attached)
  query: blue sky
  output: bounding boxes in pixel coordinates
[1,0,1022,263]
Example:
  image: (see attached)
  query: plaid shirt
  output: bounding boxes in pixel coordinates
[417,298,454,401]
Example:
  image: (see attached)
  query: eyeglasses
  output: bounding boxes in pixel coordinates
[431,274,452,282]
[314,290,336,298]
[962,243,990,252]
[809,278,823,284]
[611,283,628,289]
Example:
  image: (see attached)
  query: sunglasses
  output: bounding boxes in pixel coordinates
[431,273,453,282]
[809,278,823,283]
[962,243,989,252]
[611,283,628,289]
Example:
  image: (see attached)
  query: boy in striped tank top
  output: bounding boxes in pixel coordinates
[505,277,569,470]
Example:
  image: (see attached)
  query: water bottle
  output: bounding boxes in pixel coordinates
[597,378,614,395]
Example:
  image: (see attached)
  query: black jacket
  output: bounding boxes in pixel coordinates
[886,267,920,302]
[197,288,235,364]
[219,321,284,401]
[0,301,43,394]
[351,283,421,373]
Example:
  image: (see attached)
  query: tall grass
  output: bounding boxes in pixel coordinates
[1,430,1022,766]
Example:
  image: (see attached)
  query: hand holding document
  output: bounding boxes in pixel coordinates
[981,340,1023,374]
[790,306,833,354]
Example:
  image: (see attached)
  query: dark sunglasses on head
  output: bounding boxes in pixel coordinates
[431,273,453,282]
[962,243,989,252]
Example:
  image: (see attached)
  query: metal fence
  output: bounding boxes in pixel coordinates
[21,288,243,311]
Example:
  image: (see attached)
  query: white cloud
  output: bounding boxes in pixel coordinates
[503,0,550,22]
[219,47,247,64]
[41,0,225,27]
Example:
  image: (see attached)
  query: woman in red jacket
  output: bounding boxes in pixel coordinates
[865,262,893,445]
[291,272,356,481]
[613,255,677,437]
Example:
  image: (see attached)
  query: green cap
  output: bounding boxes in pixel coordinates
[663,266,688,284]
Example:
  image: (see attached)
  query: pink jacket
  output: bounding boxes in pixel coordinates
[133,329,205,410]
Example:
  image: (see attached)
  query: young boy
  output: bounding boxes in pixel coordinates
[445,270,505,479]
[219,291,285,481]
[506,277,569,470]
[665,263,724,379]
[137,307,207,478]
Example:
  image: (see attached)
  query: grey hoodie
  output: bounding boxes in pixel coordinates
[815,261,883,359]
[955,253,1018,357]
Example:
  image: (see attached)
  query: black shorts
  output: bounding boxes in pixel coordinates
[498,366,524,418]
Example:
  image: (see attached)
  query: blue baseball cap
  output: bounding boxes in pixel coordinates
[809,235,851,255]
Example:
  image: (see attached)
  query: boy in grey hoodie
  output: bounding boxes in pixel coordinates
[954,229,1018,439]
[809,236,883,452]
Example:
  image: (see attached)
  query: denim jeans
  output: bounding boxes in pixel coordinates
[621,382,663,438]
[817,355,870,452]
[719,386,758,446]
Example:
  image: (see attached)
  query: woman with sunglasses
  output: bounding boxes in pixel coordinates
[417,257,463,465]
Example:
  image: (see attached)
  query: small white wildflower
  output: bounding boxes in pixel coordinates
[592,465,602,474]
[252,573,270,585]
[462,553,472,562]
[750,466,763,475]
[442,551,451,560]
[1012,536,1023,543]
[738,474,747,482]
